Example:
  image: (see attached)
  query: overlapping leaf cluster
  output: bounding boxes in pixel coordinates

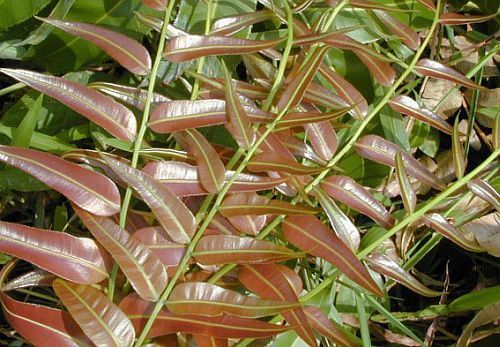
[0,0,498,346]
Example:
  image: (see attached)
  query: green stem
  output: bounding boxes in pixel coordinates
[134,2,296,344]
[108,0,177,301]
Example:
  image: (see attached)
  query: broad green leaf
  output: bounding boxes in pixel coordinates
[0,69,137,141]
[0,0,51,30]
[38,18,152,75]
[0,146,121,216]
[193,235,299,265]
[53,279,135,347]
[74,208,168,302]
[283,215,383,296]
[448,285,500,313]
[102,156,196,244]
[18,0,77,46]
[167,282,300,318]
[119,293,289,339]
[11,94,43,148]
[0,221,110,284]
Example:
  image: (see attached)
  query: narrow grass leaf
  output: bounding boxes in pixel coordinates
[222,61,255,149]
[182,129,226,193]
[283,215,383,296]
[0,221,110,284]
[367,253,441,297]
[164,35,284,62]
[120,293,289,339]
[415,59,486,90]
[322,176,395,229]
[11,94,43,147]
[0,69,137,141]
[452,117,466,179]
[103,156,196,244]
[467,180,500,211]
[167,282,300,318]
[38,18,151,75]
[424,213,483,252]
[395,152,417,213]
[53,279,135,347]
[389,95,453,134]
[354,135,446,190]
[0,146,121,215]
[193,235,299,265]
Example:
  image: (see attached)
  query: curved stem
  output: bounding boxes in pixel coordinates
[133,1,296,344]
[108,0,177,301]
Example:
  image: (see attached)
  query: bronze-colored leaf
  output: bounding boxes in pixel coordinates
[395,151,417,213]
[424,213,483,252]
[415,59,486,90]
[322,175,395,229]
[193,235,299,265]
[74,208,168,302]
[53,279,135,347]
[103,156,196,244]
[167,282,300,318]
[467,180,500,212]
[164,35,284,62]
[283,215,383,296]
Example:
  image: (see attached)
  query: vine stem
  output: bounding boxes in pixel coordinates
[107,1,177,300]
[209,0,444,284]
[133,2,294,345]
